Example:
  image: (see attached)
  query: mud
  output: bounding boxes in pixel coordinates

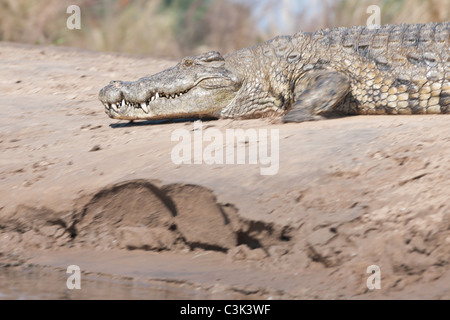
[0,42,449,299]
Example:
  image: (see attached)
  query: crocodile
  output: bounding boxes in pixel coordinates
[99,22,449,123]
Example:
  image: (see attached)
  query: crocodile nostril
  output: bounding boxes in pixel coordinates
[110,80,123,87]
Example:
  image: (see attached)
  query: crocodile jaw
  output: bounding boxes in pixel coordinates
[99,51,242,120]
[101,79,241,120]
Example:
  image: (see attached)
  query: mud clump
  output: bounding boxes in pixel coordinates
[0,180,291,256]
[73,180,243,251]
[163,184,237,251]
[76,180,177,249]
[118,226,177,251]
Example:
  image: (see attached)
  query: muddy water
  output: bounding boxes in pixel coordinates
[0,265,211,300]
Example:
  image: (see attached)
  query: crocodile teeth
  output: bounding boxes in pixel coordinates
[122,99,126,107]
[151,96,156,102]
[141,102,150,114]
[111,103,119,112]
[155,92,159,99]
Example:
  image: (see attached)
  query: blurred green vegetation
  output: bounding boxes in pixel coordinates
[0,0,447,58]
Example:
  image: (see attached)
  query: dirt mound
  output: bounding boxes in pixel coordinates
[76,180,241,251]
[163,184,237,251]
[0,180,290,256]
[77,180,177,250]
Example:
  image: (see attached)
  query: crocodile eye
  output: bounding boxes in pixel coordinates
[184,60,193,67]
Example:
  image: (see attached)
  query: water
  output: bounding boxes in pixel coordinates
[0,265,211,300]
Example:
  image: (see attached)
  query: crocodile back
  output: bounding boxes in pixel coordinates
[311,22,449,114]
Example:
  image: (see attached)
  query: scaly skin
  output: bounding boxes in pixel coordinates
[99,22,449,122]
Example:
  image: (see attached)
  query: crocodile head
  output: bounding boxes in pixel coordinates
[99,51,243,120]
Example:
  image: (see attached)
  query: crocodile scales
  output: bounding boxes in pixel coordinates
[99,22,450,122]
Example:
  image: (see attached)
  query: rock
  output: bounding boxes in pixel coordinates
[227,245,267,262]
[164,184,237,250]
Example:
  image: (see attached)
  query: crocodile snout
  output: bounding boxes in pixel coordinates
[99,81,125,104]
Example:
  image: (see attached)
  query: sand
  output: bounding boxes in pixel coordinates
[0,42,449,299]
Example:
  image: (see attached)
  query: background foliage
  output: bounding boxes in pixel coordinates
[0,0,448,58]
